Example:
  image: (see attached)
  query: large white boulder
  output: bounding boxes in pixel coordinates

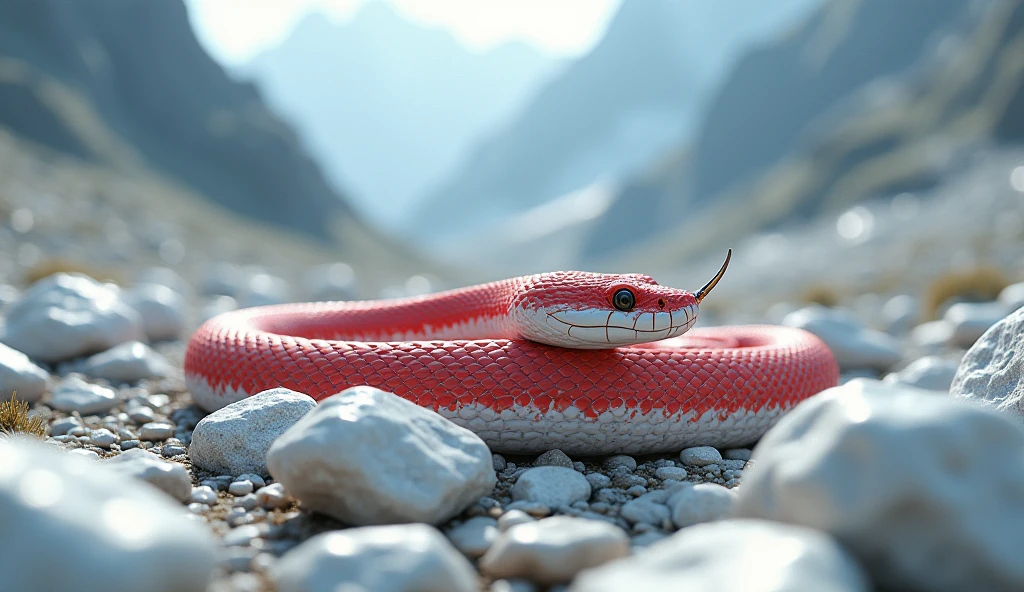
[0,273,144,363]
[569,519,869,592]
[0,437,216,592]
[480,516,629,585]
[189,388,316,476]
[783,306,901,371]
[270,524,476,592]
[735,378,1024,592]
[267,386,496,526]
[951,306,1024,421]
[0,342,49,402]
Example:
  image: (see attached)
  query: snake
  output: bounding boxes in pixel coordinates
[184,251,839,455]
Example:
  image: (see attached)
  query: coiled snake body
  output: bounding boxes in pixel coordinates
[185,254,838,454]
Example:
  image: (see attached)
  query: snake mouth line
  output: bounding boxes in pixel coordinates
[545,311,694,343]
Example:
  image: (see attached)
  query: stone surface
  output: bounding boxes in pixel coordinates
[882,294,918,335]
[48,376,118,415]
[999,282,1024,312]
[511,467,591,509]
[620,498,671,527]
[736,378,1024,592]
[944,301,1007,348]
[783,305,901,370]
[668,483,737,529]
[0,273,144,363]
[447,516,499,558]
[267,386,496,526]
[0,341,49,402]
[951,306,1024,421]
[139,422,176,441]
[679,446,722,466]
[104,448,192,502]
[0,436,215,591]
[270,524,476,592]
[534,449,573,469]
[190,388,316,476]
[74,341,171,383]
[883,355,958,391]
[569,519,869,592]
[123,283,187,341]
[481,516,629,585]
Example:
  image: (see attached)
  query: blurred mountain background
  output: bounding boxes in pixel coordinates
[0,0,1021,301]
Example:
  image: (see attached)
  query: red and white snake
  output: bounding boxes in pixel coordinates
[185,252,838,454]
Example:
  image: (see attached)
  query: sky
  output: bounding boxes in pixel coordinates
[184,0,622,66]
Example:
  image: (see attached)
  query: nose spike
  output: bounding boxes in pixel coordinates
[694,249,732,304]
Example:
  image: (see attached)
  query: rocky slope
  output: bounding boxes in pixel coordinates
[585,0,1024,267]
[0,0,404,254]
[411,0,823,248]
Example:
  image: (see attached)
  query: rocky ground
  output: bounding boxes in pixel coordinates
[2,130,1024,591]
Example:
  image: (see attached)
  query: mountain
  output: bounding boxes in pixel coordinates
[591,0,1024,272]
[411,0,825,249]
[239,2,562,231]
[0,0,397,251]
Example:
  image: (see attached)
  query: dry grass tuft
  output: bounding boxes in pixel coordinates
[0,393,47,438]
[924,267,1010,319]
[800,285,841,308]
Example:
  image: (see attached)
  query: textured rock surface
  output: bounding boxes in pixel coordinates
[0,273,143,363]
[0,436,215,592]
[736,378,1024,592]
[511,467,591,509]
[0,341,49,402]
[267,386,496,525]
[104,448,192,502]
[883,355,959,391]
[951,306,1024,421]
[189,388,316,476]
[481,516,630,585]
[270,524,476,592]
[784,306,901,370]
[74,341,171,383]
[569,519,869,592]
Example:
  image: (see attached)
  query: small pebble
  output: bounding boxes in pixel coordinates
[498,510,536,531]
[161,444,187,457]
[70,449,100,460]
[602,455,637,472]
[50,416,82,437]
[585,473,611,490]
[89,428,118,449]
[191,486,218,505]
[140,421,175,441]
[255,483,291,509]
[534,449,574,469]
[188,502,210,514]
[654,466,688,481]
[493,454,507,472]
[229,480,255,496]
[128,405,155,424]
[234,494,259,510]
[120,439,141,450]
[679,446,723,466]
[237,473,266,489]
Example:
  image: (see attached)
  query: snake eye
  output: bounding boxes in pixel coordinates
[612,288,635,312]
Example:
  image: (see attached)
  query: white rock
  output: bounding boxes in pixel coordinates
[267,386,496,525]
[911,319,955,350]
[190,388,315,476]
[133,267,190,298]
[999,281,1024,312]
[783,306,901,370]
[447,516,499,558]
[498,509,535,531]
[255,483,291,509]
[89,428,118,449]
[48,376,117,415]
[736,378,1024,592]
[74,341,171,383]
[139,422,175,441]
[0,341,49,402]
[951,306,1024,421]
[881,294,919,335]
[191,485,218,505]
[104,448,191,502]
[228,480,254,496]
[50,416,81,436]
[70,449,100,460]
[569,519,869,592]
[0,436,216,591]
[270,524,476,592]
[480,516,629,585]
[679,446,722,466]
[620,499,670,527]
[653,466,687,481]
[667,483,737,529]
[0,273,144,363]
[123,284,186,341]
[943,301,1007,348]
[511,467,591,508]
[883,356,959,391]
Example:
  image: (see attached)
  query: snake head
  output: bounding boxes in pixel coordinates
[510,251,730,349]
